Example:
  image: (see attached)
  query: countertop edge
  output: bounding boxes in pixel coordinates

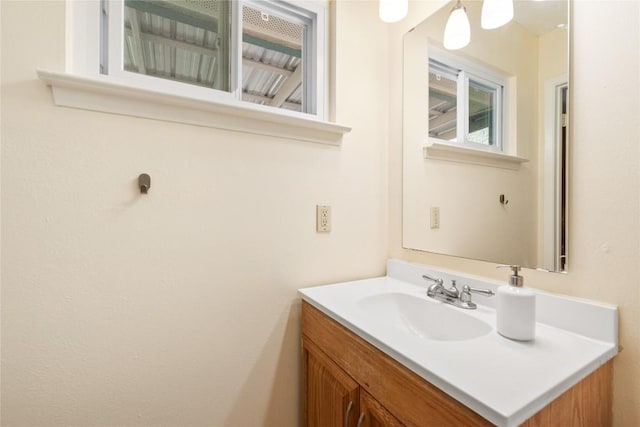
[507,349,617,426]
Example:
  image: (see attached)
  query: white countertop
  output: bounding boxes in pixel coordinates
[299,260,618,427]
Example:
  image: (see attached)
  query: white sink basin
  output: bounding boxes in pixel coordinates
[357,292,492,341]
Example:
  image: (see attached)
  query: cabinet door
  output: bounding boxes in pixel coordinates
[358,390,404,427]
[303,338,359,427]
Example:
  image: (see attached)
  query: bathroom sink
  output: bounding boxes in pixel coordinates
[357,292,492,341]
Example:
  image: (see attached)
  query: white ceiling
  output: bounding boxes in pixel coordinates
[513,1,568,36]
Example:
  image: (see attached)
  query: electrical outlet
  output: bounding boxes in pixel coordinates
[316,205,331,232]
[430,207,440,229]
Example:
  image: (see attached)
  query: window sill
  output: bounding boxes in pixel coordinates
[37,70,351,145]
[423,140,528,170]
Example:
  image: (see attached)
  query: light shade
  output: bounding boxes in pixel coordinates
[481,0,514,30]
[379,0,408,23]
[443,4,470,50]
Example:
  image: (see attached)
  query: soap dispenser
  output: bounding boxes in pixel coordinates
[496,265,536,341]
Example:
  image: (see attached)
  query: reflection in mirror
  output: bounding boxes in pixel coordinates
[403,0,569,272]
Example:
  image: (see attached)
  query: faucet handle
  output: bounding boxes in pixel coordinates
[462,284,495,297]
[422,274,443,286]
[460,284,494,305]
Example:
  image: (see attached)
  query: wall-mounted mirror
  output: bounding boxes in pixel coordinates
[403,0,569,272]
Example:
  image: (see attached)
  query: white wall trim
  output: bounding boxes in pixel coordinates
[423,139,528,170]
[542,74,568,270]
[37,69,351,145]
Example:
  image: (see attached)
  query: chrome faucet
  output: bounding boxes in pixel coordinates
[422,273,443,288]
[422,275,494,310]
[425,277,460,299]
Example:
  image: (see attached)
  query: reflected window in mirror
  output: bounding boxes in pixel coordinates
[428,50,506,153]
[429,60,458,141]
[468,78,498,146]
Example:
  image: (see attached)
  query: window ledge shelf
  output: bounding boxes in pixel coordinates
[423,141,528,170]
[37,70,351,145]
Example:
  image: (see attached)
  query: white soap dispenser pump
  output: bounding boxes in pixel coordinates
[496,265,536,341]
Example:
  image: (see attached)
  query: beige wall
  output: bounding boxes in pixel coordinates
[0,0,389,425]
[539,28,569,81]
[390,1,640,425]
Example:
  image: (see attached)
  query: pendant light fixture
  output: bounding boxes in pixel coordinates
[481,0,514,30]
[443,1,470,50]
[379,0,408,23]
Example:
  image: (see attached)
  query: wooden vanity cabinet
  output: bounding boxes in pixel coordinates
[303,338,360,427]
[301,301,613,427]
[302,336,403,427]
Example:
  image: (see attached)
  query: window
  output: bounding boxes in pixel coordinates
[240,1,318,114]
[428,51,505,152]
[101,0,327,118]
[41,0,349,145]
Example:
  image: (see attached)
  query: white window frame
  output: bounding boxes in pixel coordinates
[236,0,327,116]
[463,73,502,150]
[44,0,347,145]
[104,1,236,103]
[48,0,346,144]
[101,0,327,118]
[429,46,508,154]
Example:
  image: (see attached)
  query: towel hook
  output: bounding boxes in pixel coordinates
[499,194,509,205]
[138,173,151,194]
